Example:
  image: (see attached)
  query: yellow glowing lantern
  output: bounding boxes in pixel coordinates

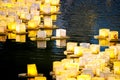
[0,36,7,42]
[16,23,26,33]
[77,74,91,80]
[51,15,57,21]
[99,28,110,38]
[114,61,120,75]
[8,33,16,39]
[92,77,105,80]
[27,64,38,76]
[90,44,100,54]
[50,0,60,5]
[45,0,50,3]
[74,46,83,56]
[53,61,61,72]
[99,39,109,46]
[44,16,52,27]
[35,76,46,80]
[51,6,57,13]
[20,13,26,19]
[105,48,115,59]
[109,31,118,40]
[8,22,16,31]
[42,3,51,14]
[66,42,78,52]
[32,15,41,25]
[40,4,44,12]
[28,20,38,29]
[28,30,37,38]
[17,0,25,2]
[16,35,26,42]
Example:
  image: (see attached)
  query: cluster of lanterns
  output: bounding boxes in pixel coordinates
[51,41,120,80]
[94,28,119,46]
[0,0,69,48]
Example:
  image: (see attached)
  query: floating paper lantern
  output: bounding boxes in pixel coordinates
[79,42,90,48]
[50,0,60,5]
[44,0,50,4]
[37,30,47,48]
[27,64,38,76]
[99,28,110,38]
[8,22,16,31]
[44,16,52,27]
[16,35,26,42]
[8,33,16,39]
[16,23,26,33]
[51,6,57,13]
[28,20,38,29]
[74,46,83,56]
[28,30,37,38]
[35,76,47,80]
[32,15,41,26]
[66,42,78,52]
[99,39,109,46]
[90,44,100,54]
[56,29,66,47]
[42,3,51,14]
[51,15,57,21]
[114,61,120,75]
[105,48,115,59]
[109,31,118,40]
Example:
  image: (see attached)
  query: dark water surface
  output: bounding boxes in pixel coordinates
[1,0,120,80]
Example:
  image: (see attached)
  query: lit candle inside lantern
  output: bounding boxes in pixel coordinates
[99,28,110,38]
[16,35,26,42]
[27,64,38,76]
[44,16,52,27]
[50,0,60,5]
[109,31,118,40]
[42,3,51,14]
[16,23,26,33]
[32,15,41,26]
[28,20,38,29]
[51,15,57,21]
[35,76,47,80]
[90,44,100,54]
[66,42,78,52]
[114,61,120,75]
[99,39,109,46]
[77,74,91,80]
[74,46,84,56]
[105,48,115,59]
[51,6,57,13]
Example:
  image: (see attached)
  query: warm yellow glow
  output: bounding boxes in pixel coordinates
[42,3,51,14]
[51,6,57,13]
[16,23,26,33]
[99,39,109,46]
[16,35,26,42]
[53,61,61,72]
[27,64,38,76]
[8,22,16,31]
[28,30,37,37]
[105,48,115,59]
[74,46,83,56]
[51,15,57,21]
[99,28,110,38]
[114,61,120,75]
[32,15,41,25]
[8,33,16,39]
[45,30,52,37]
[90,44,100,54]
[92,77,105,80]
[77,74,91,80]
[66,42,78,52]
[56,29,66,37]
[45,0,50,3]
[109,31,118,40]
[0,36,6,42]
[66,78,76,80]
[35,76,47,80]
[17,0,25,2]
[50,0,60,5]
[40,4,44,12]
[20,13,26,19]
[44,16,52,27]
[28,20,38,29]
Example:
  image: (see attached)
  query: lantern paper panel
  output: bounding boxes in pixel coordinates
[8,33,16,39]
[37,30,46,38]
[99,28,110,38]
[42,3,51,14]
[37,41,47,49]
[16,35,26,42]
[28,30,37,38]
[114,61,120,75]
[35,76,47,80]
[56,29,66,37]
[16,23,26,33]
[44,16,52,27]
[79,42,90,48]
[27,64,38,76]
[51,15,57,21]
[45,30,52,37]
[56,40,66,48]
[99,39,109,46]
[50,0,60,5]
[109,31,118,40]
[0,36,7,42]
[66,42,78,52]
[74,46,83,56]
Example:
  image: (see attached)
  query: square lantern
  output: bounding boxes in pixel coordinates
[99,39,109,46]
[16,23,26,33]
[42,3,51,14]
[114,61,120,75]
[28,30,37,38]
[27,64,38,76]
[99,28,110,38]
[66,42,78,52]
[51,15,57,21]
[51,6,57,13]
[37,30,47,48]
[16,35,26,42]
[45,0,50,4]
[74,46,83,56]
[8,33,16,39]
[28,20,38,29]
[90,44,100,54]
[32,15,41,26]
[105,48,115,59]
[0,36,7,42]
[50,0,60,5]
[79,42,90,48]
[109,31,118,40]
[44,16,52,27]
